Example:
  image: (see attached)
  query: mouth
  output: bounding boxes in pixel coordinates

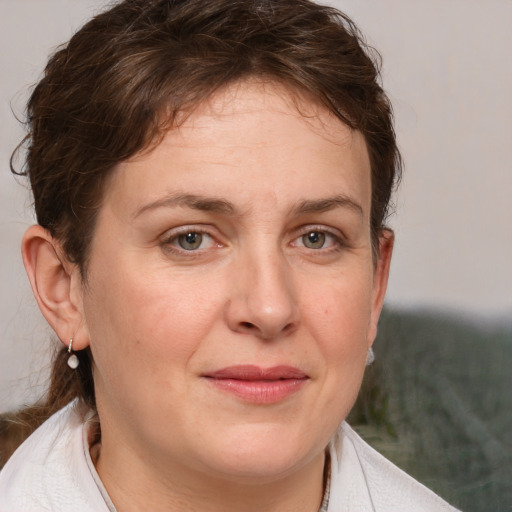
[202,365,309,404]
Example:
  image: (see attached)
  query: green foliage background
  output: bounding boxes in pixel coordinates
[349,308,512,512]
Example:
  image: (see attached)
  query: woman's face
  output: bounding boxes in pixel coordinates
[78,81,391,483]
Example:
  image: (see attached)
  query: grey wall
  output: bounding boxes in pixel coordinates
[1,0,511,411]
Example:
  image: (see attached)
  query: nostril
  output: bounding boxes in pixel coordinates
[241,321,255,329]
[282,322,294,333]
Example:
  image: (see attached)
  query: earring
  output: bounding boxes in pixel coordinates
[365,347,375,366]
[67,338,79,369]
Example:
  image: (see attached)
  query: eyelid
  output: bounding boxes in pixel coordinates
[295,224,345,239]
[161,223,213,236]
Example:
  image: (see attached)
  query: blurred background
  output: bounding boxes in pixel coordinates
[1,1,511,510]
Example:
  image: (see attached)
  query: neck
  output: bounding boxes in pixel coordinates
[93,434,328,512]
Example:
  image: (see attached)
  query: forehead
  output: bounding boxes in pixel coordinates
[108,80,371,216]
[169,80,359,153]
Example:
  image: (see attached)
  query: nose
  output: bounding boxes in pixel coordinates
[225,249,299,340]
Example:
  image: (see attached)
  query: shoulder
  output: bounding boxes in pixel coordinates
[0,401,108,511]
[327,423,461,512]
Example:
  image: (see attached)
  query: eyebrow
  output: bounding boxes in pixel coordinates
[293,195,364,218]
[133,193,236,219]
[133,193,363,219]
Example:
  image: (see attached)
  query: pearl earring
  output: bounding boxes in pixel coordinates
[67,338,79,369]
[365,347,375,366]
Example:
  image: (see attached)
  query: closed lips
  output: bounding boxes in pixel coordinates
[203,365,309,404]
[204,365,308,381]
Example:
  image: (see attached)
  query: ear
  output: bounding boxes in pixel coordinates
[367,229,394,346]
[22,225,89,351]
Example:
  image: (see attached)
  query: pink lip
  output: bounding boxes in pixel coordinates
[203,365,308,404]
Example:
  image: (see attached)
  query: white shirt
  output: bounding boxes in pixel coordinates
[0,401,460,511]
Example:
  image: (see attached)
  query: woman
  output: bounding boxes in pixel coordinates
[0,0,460,510]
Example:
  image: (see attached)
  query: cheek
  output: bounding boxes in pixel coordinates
[82,262,226,388]
[302,270,374,354]
[301,269,373,407]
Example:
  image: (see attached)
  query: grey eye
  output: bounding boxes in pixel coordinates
[178,232,203,250]
[302,231,326,249]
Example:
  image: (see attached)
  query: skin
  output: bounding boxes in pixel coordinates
[23,80,393,512]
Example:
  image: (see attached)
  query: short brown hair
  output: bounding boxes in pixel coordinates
[12,0,401,418]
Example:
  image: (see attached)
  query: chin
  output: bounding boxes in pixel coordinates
[206,452,312,484]
[197,424,326,482]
